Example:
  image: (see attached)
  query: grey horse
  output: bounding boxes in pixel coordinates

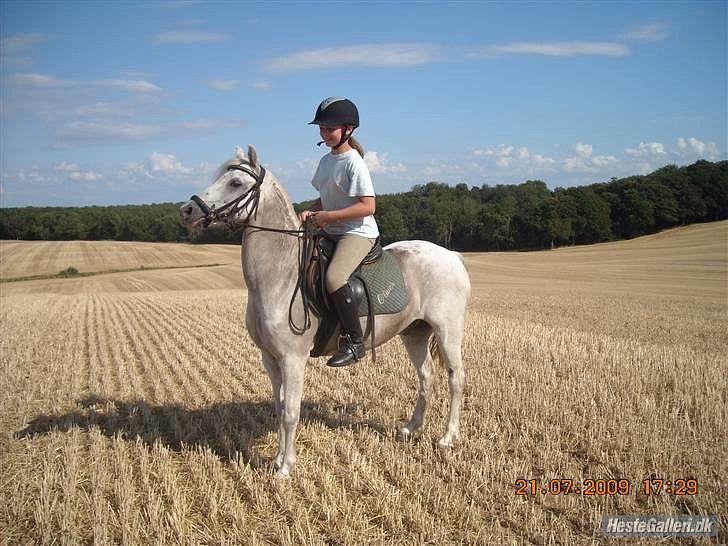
[179,145,470,476]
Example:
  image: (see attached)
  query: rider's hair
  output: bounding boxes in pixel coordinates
[348,135,364,158]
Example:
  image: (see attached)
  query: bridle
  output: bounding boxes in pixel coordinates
[190,162,267,228]
[188,160,318,334]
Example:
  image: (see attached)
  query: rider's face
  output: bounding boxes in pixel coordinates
[319,125,346,147]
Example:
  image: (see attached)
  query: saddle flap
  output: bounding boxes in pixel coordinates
[361,239,383,265]
[316,235,336,258]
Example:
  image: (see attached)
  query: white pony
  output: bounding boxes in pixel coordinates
[179,145,470,476]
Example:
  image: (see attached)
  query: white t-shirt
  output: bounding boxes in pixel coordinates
[311,149,380,238]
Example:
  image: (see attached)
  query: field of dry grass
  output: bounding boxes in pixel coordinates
[0,240,240,279]
[1,221,726,544]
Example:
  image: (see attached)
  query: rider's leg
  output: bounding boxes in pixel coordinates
[325,234,376,367]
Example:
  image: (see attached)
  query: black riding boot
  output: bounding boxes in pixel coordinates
[327,283,365,367]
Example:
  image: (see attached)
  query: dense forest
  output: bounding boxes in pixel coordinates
[1,160,726,251]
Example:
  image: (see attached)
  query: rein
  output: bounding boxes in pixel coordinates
[189,161,317,335]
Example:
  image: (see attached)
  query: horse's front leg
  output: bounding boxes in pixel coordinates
[276,355,306,476]
[261,350,286,470]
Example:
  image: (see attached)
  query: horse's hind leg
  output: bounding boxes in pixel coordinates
[399,322,434,439]
[432,322,465,448]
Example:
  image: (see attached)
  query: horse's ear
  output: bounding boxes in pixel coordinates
[247,144,259,169]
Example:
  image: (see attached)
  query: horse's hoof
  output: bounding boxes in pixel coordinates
[398,426,413,441]
[271,460,291,477]
[437,437,454,450]
[274,468,291,479]
[271,456,288,475]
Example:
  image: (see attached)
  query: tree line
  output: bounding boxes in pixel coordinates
[1,160,726,250]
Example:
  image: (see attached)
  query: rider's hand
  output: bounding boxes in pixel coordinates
[299,209,315,224]
[311,211,333,227]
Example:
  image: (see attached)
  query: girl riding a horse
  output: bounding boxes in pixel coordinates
[298,97,379,367]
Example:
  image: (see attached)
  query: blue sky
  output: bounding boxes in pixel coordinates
[1,0,726,207]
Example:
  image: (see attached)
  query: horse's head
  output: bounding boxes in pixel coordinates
[179,144,265,231]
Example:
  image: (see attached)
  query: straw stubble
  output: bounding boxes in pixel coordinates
[1,221,725,544]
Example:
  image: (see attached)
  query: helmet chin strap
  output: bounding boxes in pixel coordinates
[317,127,354,149]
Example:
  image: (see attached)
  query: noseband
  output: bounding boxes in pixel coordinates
[190,162,267,227]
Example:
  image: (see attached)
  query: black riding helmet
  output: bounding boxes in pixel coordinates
[309,97,360,127]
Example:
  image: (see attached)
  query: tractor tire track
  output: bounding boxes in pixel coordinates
[124,294,258,459]
[106,296,151,401]
[124,293,210,406]
[92,293,122,399]
[144,292,262,399]
[110,294,175,405]
[131,293,244,402]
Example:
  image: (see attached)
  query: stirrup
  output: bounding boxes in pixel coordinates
[326,334,364,367]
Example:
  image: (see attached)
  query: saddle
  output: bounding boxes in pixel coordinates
[304,233,408,360]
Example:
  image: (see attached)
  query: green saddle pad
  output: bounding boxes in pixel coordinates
[355,249,408,317]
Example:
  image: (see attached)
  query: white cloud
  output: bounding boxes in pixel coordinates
[677,137,719,159]
[54,161,79,172]
[1,32,50,66]
[265,43,441,72]
[564,143,617,172]
[474,145,515,163]
[14,74,161,93]
[147,152,194,174]
[625,141,667,157]
[249,80,272,90]
[14,168,50,184]
[574,143,593,157]
[152,30,230,44]
[473,144,556,171]
[118,152,201,185]
[94,79,162,93]
[591,155,617,167]
[69,102,128,118]
[176,118,241,130]
[1,32,49,55]
[473,41,629,57]
[13,73,75,88]
[57,121,165,144]
[531,153,557,167]
[620,23,670,41]
[363,151,407,174]
[69,170,103,182]
[206,79,240,91]
[53,116,239,147]
[53,161,102,181]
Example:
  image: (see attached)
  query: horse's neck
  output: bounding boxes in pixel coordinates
[241,175,300,293]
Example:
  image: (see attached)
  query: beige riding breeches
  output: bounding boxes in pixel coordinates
[325,234,377,293]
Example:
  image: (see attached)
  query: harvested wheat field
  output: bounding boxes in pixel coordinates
[1,221,726,544]
[0,240,241,280]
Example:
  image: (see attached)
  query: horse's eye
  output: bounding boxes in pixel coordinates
[230,178,243,187]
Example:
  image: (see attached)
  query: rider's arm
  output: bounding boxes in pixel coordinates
[312,196,375,226]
